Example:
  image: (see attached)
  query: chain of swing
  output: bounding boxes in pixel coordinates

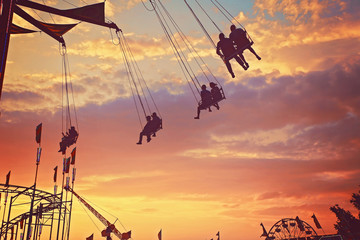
[57,42,79,155]
[147,0,223,104]
[110,29,162,129]
[184,0,254,48]
[59,43,79,136]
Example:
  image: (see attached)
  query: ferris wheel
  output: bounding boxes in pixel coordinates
[264,217,318,240]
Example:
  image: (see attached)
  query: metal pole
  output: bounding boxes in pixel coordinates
[26,166,38,240]
[66,168,76,240]
[22,216,28,240]
[0,0,15,100]
[32,209,39,240]
[49,185,57,240]
[56,173,65,240]
[61,185,69,240]
[15,220,19,240]
[27,144,41,240]
[4,196,13,240]
[1,192,8,230]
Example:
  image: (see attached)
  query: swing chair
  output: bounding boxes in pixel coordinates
[147,0,226,118]
[184,0,258,65]
[113,29,163,143]
[58,42,79,155]
[197,83,225,111]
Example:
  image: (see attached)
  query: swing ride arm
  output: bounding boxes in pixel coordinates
[16,0,120,32]
[67,188,123,239]
[13,5,66,44]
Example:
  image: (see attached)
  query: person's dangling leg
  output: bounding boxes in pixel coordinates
[137,132,144,144]
[194,106,201,119]
[146,133,152,143]
[248,46,261,60]
[225,60,235,78]
[238,52,249,69]
[234,56,247,70]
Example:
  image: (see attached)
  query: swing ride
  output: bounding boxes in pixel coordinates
[1,0,265,239]
[114,29,163,144]
[183,0,261,72]
[147,0,227,119]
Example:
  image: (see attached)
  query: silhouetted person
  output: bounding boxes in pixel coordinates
[137,116,153,144]
[68,126,78,144]
[150,112,162,137]
[229,24,261,68]
[58,134,68,154]
[58,126,78,154]
[194,85,212,119]
[216,33,247,78]
[210,82,222,110]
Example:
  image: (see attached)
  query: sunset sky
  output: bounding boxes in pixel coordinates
[1,0,360,239]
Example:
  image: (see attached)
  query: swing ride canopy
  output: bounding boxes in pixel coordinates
[0,0,120,100]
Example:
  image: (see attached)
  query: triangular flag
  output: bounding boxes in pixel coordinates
[53,166,58,182]
[121,230,131,240]
[5,171,11,186]
[71,147,76,165]
[295,216,305,231]
[35,123,42,144]
[260,223,268,237]
[158,229,162,240]
[311,214,322,229]
[20,216,24,229]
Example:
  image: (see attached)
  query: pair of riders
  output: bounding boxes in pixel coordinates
[137,112,162,144]
[58,126,78,154]
[216,25,261,78]
[194,82,222,119]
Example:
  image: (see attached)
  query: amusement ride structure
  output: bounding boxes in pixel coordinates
[260,217,342,240]
[0,0,131,239]
[0,0,345,239]
[0,123,131,240]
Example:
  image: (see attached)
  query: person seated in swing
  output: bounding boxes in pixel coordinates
[216,33,247,78]
[67,126,78,144]
[58,126,78,154]
[58,133,69,154]
[194,84,213,119]
[150,112,162,137]
[136,116,153,145]
[229,24,261,69]
[209,82,222,110]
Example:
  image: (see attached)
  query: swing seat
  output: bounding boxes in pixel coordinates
[149,119,162,136]
[224,41,254,62]
[58,130,78,154]
[198,88,226,110]
[153,119,163,133]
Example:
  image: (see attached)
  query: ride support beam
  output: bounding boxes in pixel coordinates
[14,6,65,44]
[0,0,16,101]
[13,6,65,44]
[16,0,120,31]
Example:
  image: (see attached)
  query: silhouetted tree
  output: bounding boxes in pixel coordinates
[330,188,360,240]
